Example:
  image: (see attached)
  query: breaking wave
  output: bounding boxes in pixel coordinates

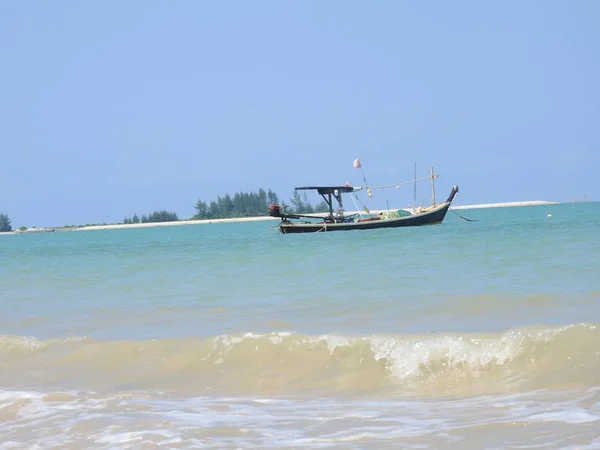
[2,323,599,397]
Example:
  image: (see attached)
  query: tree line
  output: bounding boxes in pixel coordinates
[192,188,328,220]
[103,187,331,225]
[123,210,179,224]
[1,187,332,231]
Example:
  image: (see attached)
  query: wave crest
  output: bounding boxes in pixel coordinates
[1,323,598,396]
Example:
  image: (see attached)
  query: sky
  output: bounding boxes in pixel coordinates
[1,1,599,227]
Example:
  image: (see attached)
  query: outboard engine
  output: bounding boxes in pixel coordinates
[446,185,459,203]
[268,203,282,217]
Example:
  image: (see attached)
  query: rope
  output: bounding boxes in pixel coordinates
[450,207,478,222]
[359,166,369,188]
[366,174,439,190]
[448,193,478,222]
[352,193,371,215]
[349,194,366,219]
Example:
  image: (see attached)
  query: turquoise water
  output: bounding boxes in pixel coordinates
[3,202,599,339]
[1,202,600,448]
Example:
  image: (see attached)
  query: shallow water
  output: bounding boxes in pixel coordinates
[1,201,599,448]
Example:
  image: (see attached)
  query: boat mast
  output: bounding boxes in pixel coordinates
[413,161,417,208]
[430,166,436,206]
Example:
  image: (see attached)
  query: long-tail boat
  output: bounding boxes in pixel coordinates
[268,166,459,234]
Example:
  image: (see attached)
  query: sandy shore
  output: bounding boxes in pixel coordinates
[452,200,558,210]
[0,200,560,235]
[70,200,559,232]
[64,216,280,231]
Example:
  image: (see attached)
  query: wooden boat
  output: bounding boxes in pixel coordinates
[268,180,459,234]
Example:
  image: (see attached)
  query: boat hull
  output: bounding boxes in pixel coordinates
[279,201,452,234]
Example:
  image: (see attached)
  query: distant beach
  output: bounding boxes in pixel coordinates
[0,200,562,235]
[64,200,561,232]
[451,200,559,210]
[72,215,279,231]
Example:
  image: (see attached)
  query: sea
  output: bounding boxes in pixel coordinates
[1,201,599,449]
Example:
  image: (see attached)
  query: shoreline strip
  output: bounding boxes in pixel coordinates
[0,200,566,234]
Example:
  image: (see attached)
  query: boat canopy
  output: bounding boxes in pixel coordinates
[294,186,360,195]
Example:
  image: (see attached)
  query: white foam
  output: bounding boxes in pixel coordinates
[185,325,594,383]
[94,431,145,444]
[319,334,353,353]
[252,398,276,404]
[560,437,600,450]
[267,335,284,345]
[1,388,599,448]
[243,332,261,339]
[0,390,43,403]
[524,409,600,424]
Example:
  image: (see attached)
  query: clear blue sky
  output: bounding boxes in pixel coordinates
[1,1,599,226]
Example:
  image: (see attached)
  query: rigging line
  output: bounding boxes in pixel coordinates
[360,166,368,186]
[359,166,373,198]
[350,194,366,218]
[352,193,371,214]
[367,174,439,190]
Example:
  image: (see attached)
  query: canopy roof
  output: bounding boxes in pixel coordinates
[294,186,358,195]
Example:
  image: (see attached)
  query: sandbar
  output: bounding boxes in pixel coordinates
[451,200,558,210]
[1,200,561,234]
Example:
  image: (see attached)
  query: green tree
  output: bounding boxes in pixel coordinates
[192,187,321,219]
[315,200,329,212]
[288,191,319,214]
[232,192,245,216]
[146,210,178,222]
[256,188,268,214]
[0,213,12,232]
[289,191,305,213]
[126,210,177,224]
[208,201,220,218]
[218,194,234,217]
[194,200,209,219]
[267,189,279,205]
[302,192,314,213]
